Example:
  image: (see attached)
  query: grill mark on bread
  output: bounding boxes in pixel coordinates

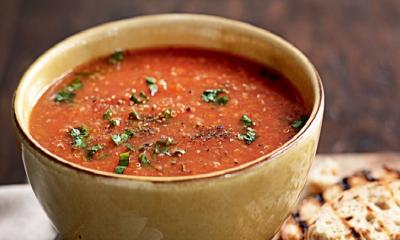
[328,200,365,240]
[339,177,351,190]
[360,169,378,182]
[280,167,400,240]
[349,227,362,239]
[383,165,400,178]
[313,192,325,204]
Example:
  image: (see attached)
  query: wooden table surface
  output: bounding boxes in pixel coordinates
[1,0,399,185]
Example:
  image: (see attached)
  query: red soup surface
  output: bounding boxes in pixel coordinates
[29,48,307,177]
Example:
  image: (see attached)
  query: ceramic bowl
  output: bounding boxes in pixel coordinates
[13,14,324,240]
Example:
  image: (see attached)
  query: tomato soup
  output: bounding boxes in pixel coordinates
[29,48,307,177]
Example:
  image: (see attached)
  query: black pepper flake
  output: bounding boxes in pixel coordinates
[191,125,234,142]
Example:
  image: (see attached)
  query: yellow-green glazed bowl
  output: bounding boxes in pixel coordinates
[13,14,324,240]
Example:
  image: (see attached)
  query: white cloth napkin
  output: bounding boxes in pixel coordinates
[0,184,56,240]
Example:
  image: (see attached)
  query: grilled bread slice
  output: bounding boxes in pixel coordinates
[279,167,400,240]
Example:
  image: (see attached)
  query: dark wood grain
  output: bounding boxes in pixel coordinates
[1,0,399,184]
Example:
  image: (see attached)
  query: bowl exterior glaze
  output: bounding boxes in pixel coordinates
[13,14,324,240]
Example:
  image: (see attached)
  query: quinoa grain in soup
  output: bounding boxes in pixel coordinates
[29,48,307,177]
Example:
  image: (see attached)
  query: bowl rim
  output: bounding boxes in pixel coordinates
[13,13,324,183]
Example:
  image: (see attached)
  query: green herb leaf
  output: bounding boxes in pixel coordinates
[71,137,87,149]
[148,85,158,97]
[111,133,129,145]
[125,143,134,151]
[109,118,121,127]
[124,129,135,138]
[238,115,257,144]
[54,78,83,103]
[291,115,308,130]
[111,129,135,145]
[118,152,130,167]
[130,91,148,104]
[139,153,150,165]
[130,93,141,104]
[64,78,83,92]
[129,109,141,120]
[108,51,124,65]
[139,91,149,101]
[145,77,156,85]
[86,144,103,159]
[154,137,174,155]
[114,166,126,174]
[69,126,89,148]
[201,89,229,105]
[237,127,257,145]
[54,91,76,103]
[145,77,158,96]
[216,95,229,105]
[103,109,113,120]
[70,126,89,138]
[240,115,254,127]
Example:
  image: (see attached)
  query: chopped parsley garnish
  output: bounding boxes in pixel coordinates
[216,95,229,105]
[69,126,89,149]
[108,51,124,65]
[54,91,76,103]
[237,115,257,144]
[54,78,83,103]
[130,91,148,104]
[103,109,121,127]
[154,137,174,155]
[103,109,113,120]
[145,77,159,96]
[139,91,149,101]
[139,153,150,165]
[163,108,173,119]
[125,143,134,151]
[124,129,135,137]
[119,152,130,166]
[53,71,96,103]
[201,88,229,105]
[240,115,254,127]
[114,166,126,174]
[86,144,103,159]
[64,78,83,92]
[129,109,141,120]
[111,129,135,145]
[109,118,121,127]
[238,127,257,145]
[114,152,130,174]
[291,115,309,130]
